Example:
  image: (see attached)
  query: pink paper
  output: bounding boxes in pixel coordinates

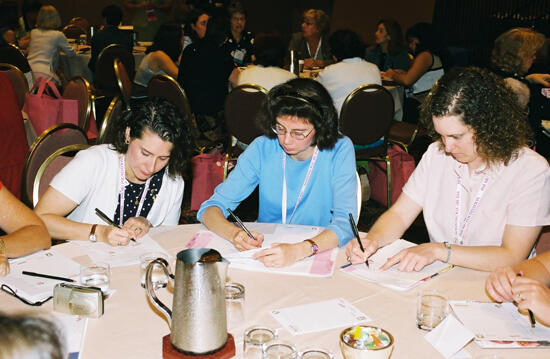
[309,250,334,275]
[186,232,213,248]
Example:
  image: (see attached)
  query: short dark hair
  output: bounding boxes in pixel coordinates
[227,2,246,19]
[257,78,341,150]
[148,23,183,62]
[254,32,285,67]
[329,29,364,61]
[420,66,531,166]
[101,5,123,26]
[111,98,193,178]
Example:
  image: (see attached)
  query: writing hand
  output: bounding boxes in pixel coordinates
[230,229,263,251]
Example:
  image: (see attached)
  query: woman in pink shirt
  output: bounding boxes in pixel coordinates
[346,67,550,272]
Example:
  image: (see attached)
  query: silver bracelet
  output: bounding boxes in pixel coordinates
[443,241,451,263]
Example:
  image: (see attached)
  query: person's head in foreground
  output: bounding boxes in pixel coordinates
[258,78,340,159]
[111,97,193,181]
[492,27,546,76]
[0,312,65,359]
[420,66,531,169]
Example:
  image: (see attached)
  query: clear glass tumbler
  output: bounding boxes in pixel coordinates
[225,282,245,333]
[243,326,277,359]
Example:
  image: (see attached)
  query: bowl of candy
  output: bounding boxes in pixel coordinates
[340,326,394,359]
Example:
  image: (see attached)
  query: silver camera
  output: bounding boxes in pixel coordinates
[53,283,104,318]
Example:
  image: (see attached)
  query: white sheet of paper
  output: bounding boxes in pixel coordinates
[76,235,171,267]
[450,301,550,342]
[2,249,81,302]
[52,312,88,355]
[341,240,452,291]
[187,224,337,277]
[424,314,474,358]
[270,298,371,335]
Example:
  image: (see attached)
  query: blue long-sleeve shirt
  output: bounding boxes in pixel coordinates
[198,136,358,246]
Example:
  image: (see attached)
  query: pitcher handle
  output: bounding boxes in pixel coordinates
[145,258,173,328]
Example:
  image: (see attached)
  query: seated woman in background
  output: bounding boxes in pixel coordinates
[199,78,358,267]
[230,31,296,91]
[0,312,64,359]
[0,182,50,276]
[27,5,75,85]
[486,250,550,327]
[384,22,451,123]
[288,9,332,69]
[182,8,209,51]
[34,98,192,247]
[132,23,183,99]
[365,19,410,72]
[346,67,550,272]
[222,2,254,67]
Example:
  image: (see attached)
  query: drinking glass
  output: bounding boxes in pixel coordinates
[263,341,297,359]
[243,326,277,359]
[80,262,110,293]
[299,348,334,359]
[140,252,169,288]
[416,289,448,330]
[225,282,245,333]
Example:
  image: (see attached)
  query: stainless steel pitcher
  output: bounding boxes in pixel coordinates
[145,248,228,354]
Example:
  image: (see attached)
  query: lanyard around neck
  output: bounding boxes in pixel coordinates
[454,172,490,245]
[306,37,322,60]
[281,147,319,224]
[119,154,151,226]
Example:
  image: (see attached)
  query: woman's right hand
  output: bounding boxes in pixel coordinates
[98,225,133,247]
[230,229,264,251]
[345,235,379,264]
[0,254,9,277]
[486,266,517,302]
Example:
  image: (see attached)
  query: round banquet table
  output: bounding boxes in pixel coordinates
[2,224,549,359]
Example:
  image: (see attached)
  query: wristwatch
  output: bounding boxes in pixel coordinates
[304,239,319,257]
[89,224,98,242]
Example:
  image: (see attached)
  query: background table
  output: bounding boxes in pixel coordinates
[2,224,549,358]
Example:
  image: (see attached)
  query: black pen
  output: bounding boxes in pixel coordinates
[22,271,75,283]
[517,273,536,328]
[227,208,256,240]
[349,213,369,268]
[95,208,136,242]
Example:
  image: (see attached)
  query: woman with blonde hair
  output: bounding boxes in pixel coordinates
[27,5,75,84]
[288,9,332,69]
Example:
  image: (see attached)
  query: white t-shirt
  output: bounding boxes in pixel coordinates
[237,65,296,91]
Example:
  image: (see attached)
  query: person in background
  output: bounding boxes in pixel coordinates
[317,29,381,115]
[27,5,75,85]
[346,67,550,273]
[365,19,410,72]
[0,312,65,358]
[199,78,358,267]
[88,4,134,73]
[182,8,209,50]
[132,23,183,98]
[230,31,296,91]
[34,98,192,247]
[222,2,254,67]
[0,182,50,277]
[288,9,332,69]
[123,0,173,42]
[486,250,550,327]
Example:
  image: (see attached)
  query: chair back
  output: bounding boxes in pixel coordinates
[114,58,132,109]
[0,44,31,73]
[0,62,29,110]
[21,123,88,206]
[62,76,93,131]
[62,24,86,40]
[68,17,90,35]
[224,83,267,145]
[94,44,135,95]
[98,96,124,144]
[33,144,90,207]
[339,84,394,145]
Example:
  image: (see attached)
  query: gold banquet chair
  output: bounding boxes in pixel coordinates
[62,76,95,133]
[0,62,29,110]
[114,58,132,110]
[97,96,124,145]
[339,84,394,207]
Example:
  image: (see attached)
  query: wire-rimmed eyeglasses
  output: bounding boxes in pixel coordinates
[271,124,314,140]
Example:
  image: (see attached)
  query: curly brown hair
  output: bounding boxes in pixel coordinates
[491,27,545,76]
[420,67,532,166]
[303,9,330,35]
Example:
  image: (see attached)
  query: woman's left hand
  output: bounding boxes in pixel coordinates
[0,254,9,277]
[380,242,443,271]
[122,216,152,239]
[512,277,550,326]
[253,242,305,267]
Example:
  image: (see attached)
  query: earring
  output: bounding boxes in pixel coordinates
[125,139,130,145]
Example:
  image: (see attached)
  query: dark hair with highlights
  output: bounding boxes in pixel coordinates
[257,78,341,150]
[420,66,531,166]
[111,98,192,177]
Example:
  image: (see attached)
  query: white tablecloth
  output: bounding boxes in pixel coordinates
[2,224,549,358]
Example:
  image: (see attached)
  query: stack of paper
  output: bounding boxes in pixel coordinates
[340,239,453,291]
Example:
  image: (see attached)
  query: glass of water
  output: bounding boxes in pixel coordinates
[416,289,448,330]
[243,326,277,359]
[139,252,169,288]
[263,341,298,359]
[225,282,245,334]
[299,348,334,359]
[80,262,110,293]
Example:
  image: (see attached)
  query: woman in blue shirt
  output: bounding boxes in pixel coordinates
[198,78,357,267]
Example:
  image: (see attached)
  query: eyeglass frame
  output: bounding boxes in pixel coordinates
[1,284,53,306]
[271,123,315,140]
